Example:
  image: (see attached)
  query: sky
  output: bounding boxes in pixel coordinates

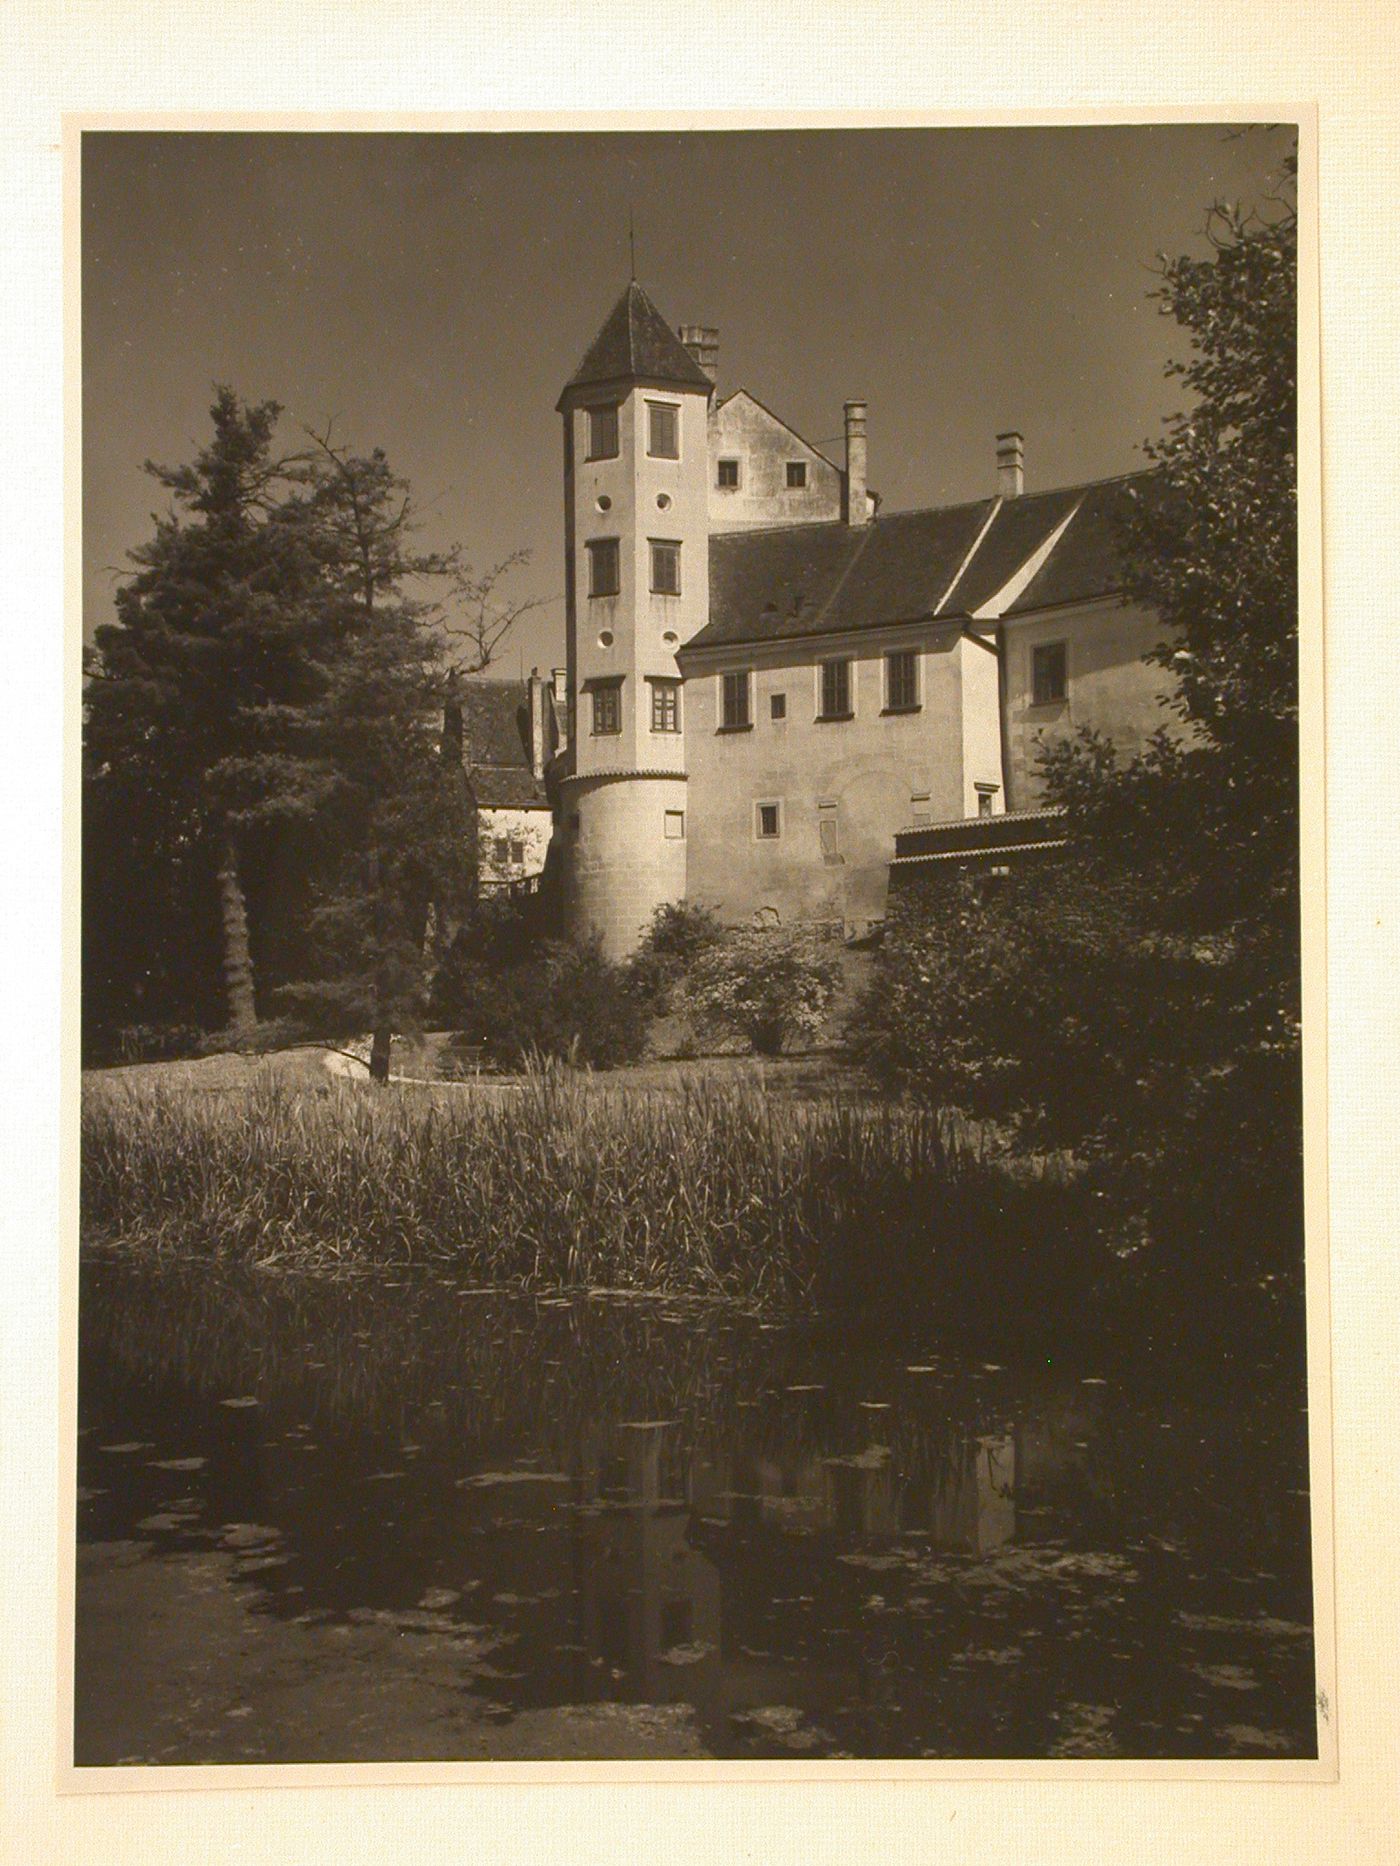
[82,123,1296,676]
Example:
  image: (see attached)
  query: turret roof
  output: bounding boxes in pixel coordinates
[560,281,714,402]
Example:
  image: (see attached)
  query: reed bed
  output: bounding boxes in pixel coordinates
[81,1066,1101,1329]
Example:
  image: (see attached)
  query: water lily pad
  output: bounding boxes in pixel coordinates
[219,1396,261,1409]
[456,1470,570,1488]
[148,1456,207,1471]
[98,1442,150,1455]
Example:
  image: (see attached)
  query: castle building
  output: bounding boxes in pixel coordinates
[550,281,1175,958]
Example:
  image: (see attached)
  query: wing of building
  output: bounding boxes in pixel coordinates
[546,280,1175,957]
[458,672,563,897]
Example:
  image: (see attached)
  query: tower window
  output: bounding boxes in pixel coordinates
[786,461,807,489]
[1032,641,1067,706]
[756,801,782,840]
[649,678,680,733]
[586,405,619,460]
[818,657,852,720]
[770,691,787,721]
[587,538,620,598]
[664,809,685,840]
[590,681,622,736]
[650,539,681,596]
[717,457,741,489]
[721,670,752,730]
[647,401,680,460]
[885,649,920,712]
[910,791,932,826]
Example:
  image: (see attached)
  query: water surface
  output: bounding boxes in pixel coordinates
[76,1261,1315,1763]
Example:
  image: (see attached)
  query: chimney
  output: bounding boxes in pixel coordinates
[844,401,868,527]
[996,430,1024,499]
[678,324,719,385]
[526,668,547,780]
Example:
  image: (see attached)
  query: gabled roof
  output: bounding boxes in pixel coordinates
[560,281,714,403]
[694,501,994,651]
[1001,475,1146,616]
[714,386,842,473]
[685,471,1150,653]
[457,679,549,810]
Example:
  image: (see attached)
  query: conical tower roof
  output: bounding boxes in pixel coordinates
[559,281,713,404]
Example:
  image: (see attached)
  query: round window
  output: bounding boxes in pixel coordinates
[596,494,612,512]
[656,493,672,511]
[662,630,679,646]
[598,629,614,649]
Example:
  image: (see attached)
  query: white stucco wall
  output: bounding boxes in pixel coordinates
[1001,598,1179,809]
[707,392,846,532]
[478,806,552,891]
[681,623,976,936]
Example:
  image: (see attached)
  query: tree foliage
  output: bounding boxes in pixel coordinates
[683,926,843,1057]
[860,148,1302,1305]
[83,391,540,1067]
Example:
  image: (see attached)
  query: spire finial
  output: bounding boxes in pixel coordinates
[628,207,637,282]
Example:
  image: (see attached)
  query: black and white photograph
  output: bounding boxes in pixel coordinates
[73,121,1318,1769]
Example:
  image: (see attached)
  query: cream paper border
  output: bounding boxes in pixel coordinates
[5,7,1392,1858]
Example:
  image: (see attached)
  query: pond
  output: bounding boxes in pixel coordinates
[75,1261,1316,1764]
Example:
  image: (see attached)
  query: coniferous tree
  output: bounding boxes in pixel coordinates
[84,389,329,1044]
[273,429,540,1080]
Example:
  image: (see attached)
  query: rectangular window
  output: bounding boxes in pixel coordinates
[885,649,919,712]
[756,801,781,840]
[717,457,740,489]
[978,791,994,818]
[509,836,526,863]
[818,658,852,720]
[721,670,751,730]
[664,809,685,840]
[1032,640,1067,705]
[911,791,932,826]
[647,400,679,459]
[649,678,680,733]
[587,537,620,598]
[586,405,618,460]
[591,682,621,736]
[770,691,787,721]
[649,539,681,596]
[492,835,509,864]
[786,461,807,489]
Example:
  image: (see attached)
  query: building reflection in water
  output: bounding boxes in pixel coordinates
[563,1406,1033,1742]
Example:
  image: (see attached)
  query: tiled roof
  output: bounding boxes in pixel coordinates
[686,472,1150,651]
[561,281,714,400]
[938,486,1082,616]
[457,679,549,810]
[1001,475,1146,616]
[694,501,994,650]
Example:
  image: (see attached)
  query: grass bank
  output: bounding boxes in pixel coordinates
[81,1067,1100,1344]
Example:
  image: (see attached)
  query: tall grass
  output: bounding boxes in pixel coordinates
[81,1067,1102,1334]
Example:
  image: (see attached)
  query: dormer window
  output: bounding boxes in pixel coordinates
[647,400,680,460]
[786,461,808,489]
[586,405,619,461]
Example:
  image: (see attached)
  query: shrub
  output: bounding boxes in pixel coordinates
[624,899,726,1011]
[682,925,842,1057]
[456,935,647,1071]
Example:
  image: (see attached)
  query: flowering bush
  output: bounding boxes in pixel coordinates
[682,926,843,1056]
